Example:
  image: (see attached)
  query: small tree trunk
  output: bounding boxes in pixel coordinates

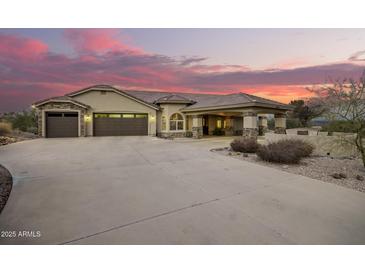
[355,133,365,168]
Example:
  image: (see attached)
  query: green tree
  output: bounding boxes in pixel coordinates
[289,99,324,127]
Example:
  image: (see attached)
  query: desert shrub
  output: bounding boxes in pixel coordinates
[256,139,314,164]
[230,137,260,153]
[212,128,225,136]
[2,110,37,133]
[267,118,301,130]
[0,122,12,136]
[286,118,302,129]
[322,120,362,133]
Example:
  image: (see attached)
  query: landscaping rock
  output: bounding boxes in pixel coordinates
[242,153,248,157]
[282,165,289,169]
[212,148,365,193]
[339,173,347,178]
[331,173,347,179]
[0,165,13,214]
[0,136,17,146]
[356,175,364,181]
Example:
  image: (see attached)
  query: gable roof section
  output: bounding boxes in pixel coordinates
[33,96,90,109]
[154,94,195,104]
[66,85,160,110]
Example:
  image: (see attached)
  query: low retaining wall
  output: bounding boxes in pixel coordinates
[265,132,359,157]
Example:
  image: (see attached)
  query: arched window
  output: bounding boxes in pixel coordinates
[170,113,184,131]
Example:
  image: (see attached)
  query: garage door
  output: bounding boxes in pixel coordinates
[93,113,148,136]
[46,112,79,138]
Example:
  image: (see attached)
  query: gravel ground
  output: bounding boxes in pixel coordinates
[212,148,365,193]
[0,164,13,214]
[0,130,38,146]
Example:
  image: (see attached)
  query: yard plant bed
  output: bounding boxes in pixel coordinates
[0,131,38,146]
[212,148,365,193]
[0,164,13,213]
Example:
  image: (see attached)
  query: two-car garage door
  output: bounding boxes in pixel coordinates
[46,112,148,137]
[93,113,148,136]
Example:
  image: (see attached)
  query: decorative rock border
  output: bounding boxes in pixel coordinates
[0,164,13,214]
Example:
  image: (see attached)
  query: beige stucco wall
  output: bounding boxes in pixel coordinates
[157,103,187,134]
[73,90,157,136]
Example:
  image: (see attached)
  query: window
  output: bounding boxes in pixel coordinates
[161,116,167,131]
[109,114,121,118]
[94,114,108,118]
[135,114,147,118]
[169,113,184,131]
[122,114,135,118]
[216,119,222,129]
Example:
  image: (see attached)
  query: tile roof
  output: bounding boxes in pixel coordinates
[122,89,292,110]
[35,85,292,111]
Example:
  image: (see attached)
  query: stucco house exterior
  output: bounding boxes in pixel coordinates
[33,85,292,138]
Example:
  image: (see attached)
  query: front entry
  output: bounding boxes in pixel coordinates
[202,116,209,135]
[93,113,148,136]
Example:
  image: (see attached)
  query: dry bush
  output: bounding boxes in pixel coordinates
[230,137,260,153]
[256,139,314,164]
[0,122,12,136]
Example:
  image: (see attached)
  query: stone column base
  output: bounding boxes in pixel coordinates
[192,126,203,139]
[274,127,286,134]
[242,128,258,138]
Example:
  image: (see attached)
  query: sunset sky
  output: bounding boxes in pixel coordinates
[1,28,365,112]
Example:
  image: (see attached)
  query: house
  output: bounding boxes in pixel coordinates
[33,85,292,138]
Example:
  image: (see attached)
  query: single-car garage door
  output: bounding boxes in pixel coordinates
[93,113,148,136]
[46,112,79,138]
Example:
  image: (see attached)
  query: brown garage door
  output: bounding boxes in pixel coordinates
[46,112,79,138]
[93,113,148,136]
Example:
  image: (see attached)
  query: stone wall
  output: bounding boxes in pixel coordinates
[157,131,187,138]
[36,102,87,137]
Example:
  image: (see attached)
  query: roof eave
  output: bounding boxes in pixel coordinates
[181,102,292,112]
[33,99,90,109]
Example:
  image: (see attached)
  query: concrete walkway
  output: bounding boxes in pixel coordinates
[0,136,364,244]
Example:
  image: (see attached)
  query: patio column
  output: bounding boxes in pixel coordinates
[258,114,268,136]
[242,112,258,138]
[192,115,203,139]
[274,113,287,134]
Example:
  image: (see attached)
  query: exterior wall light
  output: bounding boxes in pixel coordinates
[84,114,91,122]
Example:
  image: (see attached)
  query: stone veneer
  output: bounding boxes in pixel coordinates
[242,128,259,138]
[36,102,87,137]
[158,132,187,138]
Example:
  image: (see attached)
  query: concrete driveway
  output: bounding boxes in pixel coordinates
[0,136,365,244]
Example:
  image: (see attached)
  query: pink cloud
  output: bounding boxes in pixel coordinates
[1,30,365,112]
[64,29,143,55]
[0,34,48,61]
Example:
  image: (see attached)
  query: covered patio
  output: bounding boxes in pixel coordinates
[183,106,291,139]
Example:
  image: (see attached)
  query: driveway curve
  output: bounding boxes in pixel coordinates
[0,136,365,244]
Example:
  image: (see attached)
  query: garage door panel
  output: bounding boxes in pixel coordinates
[46,112,78,138]
[93,114,148,136]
